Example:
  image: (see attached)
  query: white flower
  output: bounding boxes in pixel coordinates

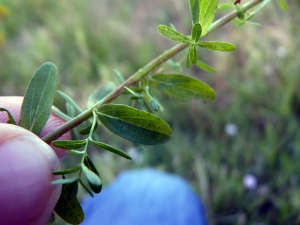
[243,174,258,190]
[225,123,238,136]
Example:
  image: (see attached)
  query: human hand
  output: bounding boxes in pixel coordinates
[0,96,71,225]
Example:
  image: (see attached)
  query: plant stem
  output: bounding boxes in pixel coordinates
[42,0,264,144]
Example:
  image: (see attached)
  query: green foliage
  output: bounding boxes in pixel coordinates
[83,155,102,193]
[0,0,293,224]
[97,104,172,145]
[90,139,132,159]
[197,41,235,51]
[149,74,216,102]
[199,0,220,35]
[278,0,288,11]
[19,62,57,135]
[54,178,84,224]
[0,108,16,124]
[157,25,191,43]
[189,0,200,25]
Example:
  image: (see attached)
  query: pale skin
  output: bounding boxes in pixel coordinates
[0,96,71,224]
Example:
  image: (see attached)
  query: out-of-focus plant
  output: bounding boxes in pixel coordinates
[0,0,288,224]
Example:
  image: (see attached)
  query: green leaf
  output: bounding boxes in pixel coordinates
[197,41,235,52]
[0,108,17,124]
[68,150,85,155]
[245,0,271,21]
[87,82,116,108]
[97,104,172,145]
[189,0,200,24]
[51,177,78,185]
[90,139,131,160]
[54,180,84,224]
[196,60,217,73]
[52,165,81,175]
[57,90,82,113]
[79,179,94,197]
[191,23,202,42]
[145,86,159,111]
[114,69,125,84]
[20,62,58,135]
[82,164,101,187]
[278,0,288,11]
[199,0,220,36]
[83,155,102,193]
[66,102,76,118]
[51,106,72,121]
[189,44,198,64]
[149,74,216,102]
[123,87,144,95]
[235,4,245,20]
[157,25,191,44]
[186,51,193,68]
[64,180,79,201]
[52,139,87,149]
[124,86,143,98]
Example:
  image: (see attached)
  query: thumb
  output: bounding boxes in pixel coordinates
[0,96,71,160]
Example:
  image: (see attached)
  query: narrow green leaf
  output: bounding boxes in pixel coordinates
[124,87,143,98]
[252,0,271,14]
[189,0,200,24]
[87,82,116,108]
[145,86,159,111]
[68,150,85,155]
[57,90,82,113]
[90,139,131,160]
[0,108,17,124]
[235,4,245,20]
[196,60,217,73]
[278,0,288,11]
[97,104,172,145]
[197,41,235,52]
[189,44,198,64]
[52,165,81,175]
[186,51,193,68]
[123,87,144,95]
[51,177,78,185]
[52,139,87,149]
[199,0,220,36]
[245,21,261,26]
[51,106,72,121]
[82,164,101,186]
[149,74,216,102]
[66,102,75,118]
[54,180,84,224]
[79,179,94,197]
[157,25,191,44]
[139,98,154,114]
[114,70,125,84]
[20,62,58,135]
[83,155,102,193]
[191,23,202,42]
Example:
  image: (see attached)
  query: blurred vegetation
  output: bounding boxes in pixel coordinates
[1,0,300,224]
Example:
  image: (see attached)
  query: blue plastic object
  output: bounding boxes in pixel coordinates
[81,168,207,225]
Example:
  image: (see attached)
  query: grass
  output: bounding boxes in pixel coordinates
[1,0,300,224]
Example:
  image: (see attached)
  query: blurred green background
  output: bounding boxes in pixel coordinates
[1,0,300,224]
